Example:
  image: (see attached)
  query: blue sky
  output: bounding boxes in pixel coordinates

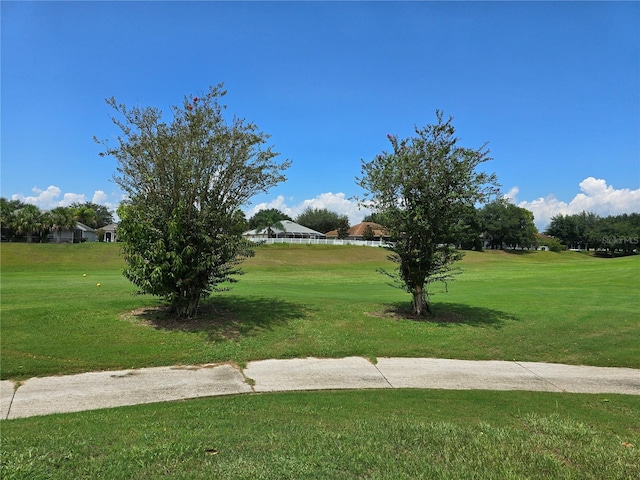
[2,1,639,230]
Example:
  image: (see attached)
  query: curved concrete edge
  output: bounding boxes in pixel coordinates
[2,358,639,420]
[5,364,251,420]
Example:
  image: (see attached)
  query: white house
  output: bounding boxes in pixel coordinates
[49,222,97,243]
[243,220,326,241]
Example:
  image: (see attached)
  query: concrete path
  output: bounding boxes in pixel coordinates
[2,357,639,420]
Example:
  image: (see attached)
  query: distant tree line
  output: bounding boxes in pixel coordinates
[455,200,539,251]
[545,212,640,255]
[0,198,114,243]
[246,199,542,253]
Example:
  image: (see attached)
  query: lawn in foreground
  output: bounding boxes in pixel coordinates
[1,243,639,380]
[1,389,638,479]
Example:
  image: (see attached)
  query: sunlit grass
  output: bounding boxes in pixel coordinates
[2,243,639,479]
[1,389,638,479]
[1,243,639,380]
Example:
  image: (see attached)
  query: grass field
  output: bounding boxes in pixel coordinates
[1,243,639,478]
[1,243,638,380]
[0,244,640,379]
[2,390,639,479]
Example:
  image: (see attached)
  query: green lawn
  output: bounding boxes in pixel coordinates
[1,243,639,479]
[1,243,639,380]
[2,390,639,479]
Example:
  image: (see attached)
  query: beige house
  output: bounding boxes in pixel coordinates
[325,222,389,241]
[99,223,119,242]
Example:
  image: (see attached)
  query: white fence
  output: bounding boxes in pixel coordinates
[247,237,388,248]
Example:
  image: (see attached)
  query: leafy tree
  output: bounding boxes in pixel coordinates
[295,207,348,234]
[546,211,600,250]
[70,202,114,227]
[247,208,291,234]
[362,224,375,241]
[447,205,483,250]
[536,234,565,252]
[71,204,98,229]
[13,204,43,243]
[545,214,579,249]
[1,198,27,240]
[336,216,350,239]
[479,200,537,249]
[250,209,288,238]
[357,111,499,315]
[362,212,383,224]
[46,207,78,243]
[96,85,290,319]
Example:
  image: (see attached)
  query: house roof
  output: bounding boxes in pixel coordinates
[244,220,326,238]
[326,222,388,238]
[76,222,96,233]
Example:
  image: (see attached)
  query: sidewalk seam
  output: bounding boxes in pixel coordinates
[513,361,566,392]
[4,382,17,420]
[371,360,394,389]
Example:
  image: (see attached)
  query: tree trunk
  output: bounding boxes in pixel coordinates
[411,286,431,316]
[171,288,202,319]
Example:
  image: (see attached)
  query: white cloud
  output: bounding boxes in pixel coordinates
[503,186,519,202]
[11,185,121,213]
[60,192,86,206]
[511,177,640,230]
[246,192,370,225]
[11,186,76,210]
[92,190,109,204]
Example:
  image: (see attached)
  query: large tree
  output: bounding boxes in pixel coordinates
[479,200,538,249]
[96,85,290,319]
[70,201,114,228]
[295,207,349,234]
[0,198,26,240]
[253,209,286,238]
[248,208,291,237]
[13,204,43,243]
[71,204,98,229]
[357,111,499,315]
[46,206,78,243]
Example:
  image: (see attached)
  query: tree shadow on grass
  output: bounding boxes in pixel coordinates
[501,249,539,255]
[373,302,519,329]
[122,295,308,342]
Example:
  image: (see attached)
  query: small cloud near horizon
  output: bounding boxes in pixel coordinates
[11,186,122,214]
[507,177,640,231]
[246,192,371,225]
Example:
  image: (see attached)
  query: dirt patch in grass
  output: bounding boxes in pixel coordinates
[120,304,243,340]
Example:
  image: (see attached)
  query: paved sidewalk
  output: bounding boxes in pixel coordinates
[2,357,639,420]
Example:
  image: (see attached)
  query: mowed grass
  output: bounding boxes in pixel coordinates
[2,243,639,479]
[1,242,639,380]
[1,390,639,479]
[0,390,640,480]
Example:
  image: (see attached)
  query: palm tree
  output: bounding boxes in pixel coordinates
[72,205,98,228]
[253,210,286,238]
[46,207,77,243]
[13,204,43,243]
[1,197,24,240]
